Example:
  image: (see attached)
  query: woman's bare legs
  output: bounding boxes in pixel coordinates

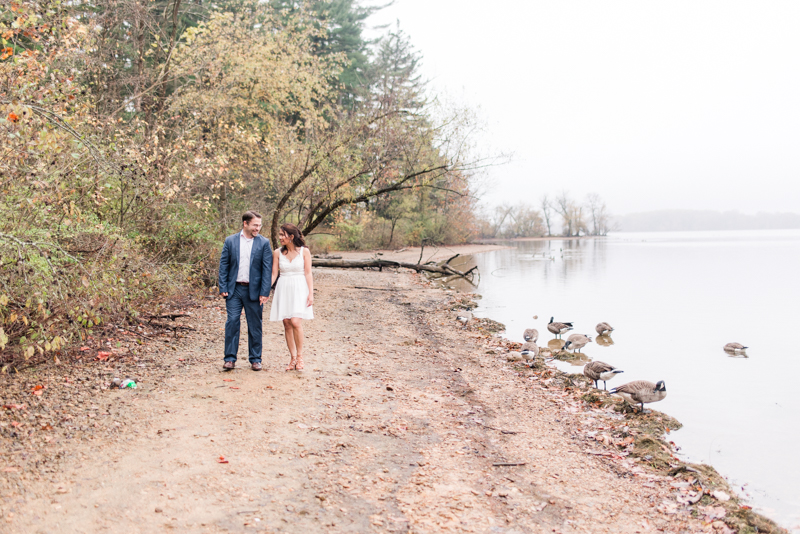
[282,318,298,370]
[290,317,304,369]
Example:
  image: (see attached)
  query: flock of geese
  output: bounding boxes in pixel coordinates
[517,317,750,413]
[519,317,667,413]
[457,308,749,413]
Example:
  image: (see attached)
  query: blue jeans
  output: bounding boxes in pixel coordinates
[224,283,263,363]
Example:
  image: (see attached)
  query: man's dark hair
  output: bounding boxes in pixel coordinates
[242,211,262,224]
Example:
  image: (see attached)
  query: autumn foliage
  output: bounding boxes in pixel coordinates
[0,0,484,370]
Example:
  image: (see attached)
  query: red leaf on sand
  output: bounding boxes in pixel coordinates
[178,358,185,361]
[2,404,26,410]
[217,456,229,464]
[11,421,20,427]
[31,385,44,396]
[80,346,91,352]
[229,387,239,390]
[96,351,112,361]
[223,379,234,382]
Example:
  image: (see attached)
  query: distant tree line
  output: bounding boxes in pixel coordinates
[477,191,614,238]
[616,210,800,232]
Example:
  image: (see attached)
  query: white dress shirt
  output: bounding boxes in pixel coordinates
[236,231,254,283]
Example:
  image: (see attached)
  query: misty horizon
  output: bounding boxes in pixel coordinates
[367,1,800,216]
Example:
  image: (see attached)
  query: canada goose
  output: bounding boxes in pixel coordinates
[583,361,623,390]
[520,342,539,359]
[456,311,472,325]
[595,322,614,336]
[610,380,667,413]
[523,328,539,343]
[547,317,573,338]
[506,351,524,362]
[723,342,748,354]
[563,333,592,352]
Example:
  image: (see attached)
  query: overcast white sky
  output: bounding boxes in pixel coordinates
[367,1,800,215]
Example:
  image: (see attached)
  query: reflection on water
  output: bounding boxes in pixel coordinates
[724,349,749,358]
[469,230,800,531]
[596,334,615,346]
[558,353,591,366]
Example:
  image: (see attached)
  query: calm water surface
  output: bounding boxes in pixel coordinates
[463,230,800,531]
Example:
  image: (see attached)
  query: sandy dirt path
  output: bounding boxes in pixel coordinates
[3,269,709,533]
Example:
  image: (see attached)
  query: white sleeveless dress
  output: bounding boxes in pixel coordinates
[269,247,314,321]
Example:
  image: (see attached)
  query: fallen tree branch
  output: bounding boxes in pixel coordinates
[312,258,476,279]
[147,313,192,321]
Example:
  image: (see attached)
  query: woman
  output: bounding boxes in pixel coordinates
[270,223,314,370]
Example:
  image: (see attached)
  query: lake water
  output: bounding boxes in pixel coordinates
[462,230,800,531]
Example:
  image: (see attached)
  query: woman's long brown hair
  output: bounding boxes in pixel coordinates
[279,223,306,252]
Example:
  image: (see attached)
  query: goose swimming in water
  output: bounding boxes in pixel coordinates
[523,328,539,343]
[723,342,748,354]
[547,317,573,338]
[610,380,667,413]
[564,333,592,352]
[583,361,624,390]
[595,322,614,336]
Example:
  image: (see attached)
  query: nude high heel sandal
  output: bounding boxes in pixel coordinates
[286,356,297,371]
[295,354,304,371]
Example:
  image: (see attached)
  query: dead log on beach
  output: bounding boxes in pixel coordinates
[311,257,478,282]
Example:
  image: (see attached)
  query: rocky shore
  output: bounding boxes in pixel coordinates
[0,265,786,533]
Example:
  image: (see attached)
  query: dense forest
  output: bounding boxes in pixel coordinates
[0,0,489,369]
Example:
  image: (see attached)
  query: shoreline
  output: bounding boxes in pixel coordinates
[330,243,510,264]
[0,268,785,532]
[475,236,602,243]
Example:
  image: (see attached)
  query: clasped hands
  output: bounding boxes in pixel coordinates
[218,292,270,305]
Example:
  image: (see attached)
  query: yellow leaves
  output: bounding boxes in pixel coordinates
[1,47,13,61]
[0,328,7,351]
[0,294,8,307]
[23,345,34,360]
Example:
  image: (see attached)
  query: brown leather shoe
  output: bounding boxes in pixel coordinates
[223,361,235,370]
[251,362,262,371]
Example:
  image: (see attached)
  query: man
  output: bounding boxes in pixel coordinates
[218,211,273,371]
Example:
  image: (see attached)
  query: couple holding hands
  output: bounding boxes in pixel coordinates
[218,211,314,372]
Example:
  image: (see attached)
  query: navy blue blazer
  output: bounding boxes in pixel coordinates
[218,233,273,301]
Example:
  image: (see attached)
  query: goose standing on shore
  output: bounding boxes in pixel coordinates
[610,380,667,413]
[547,317,573,338]
[595,322,614,336]
[456,311,472,325]
[564,333,592,353]
[583,361,624,390]
[523,328,539,343]
[520,341,539,360]
[724,342,748,354]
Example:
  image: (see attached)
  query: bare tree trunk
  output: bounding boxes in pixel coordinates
[540,194,553,236]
